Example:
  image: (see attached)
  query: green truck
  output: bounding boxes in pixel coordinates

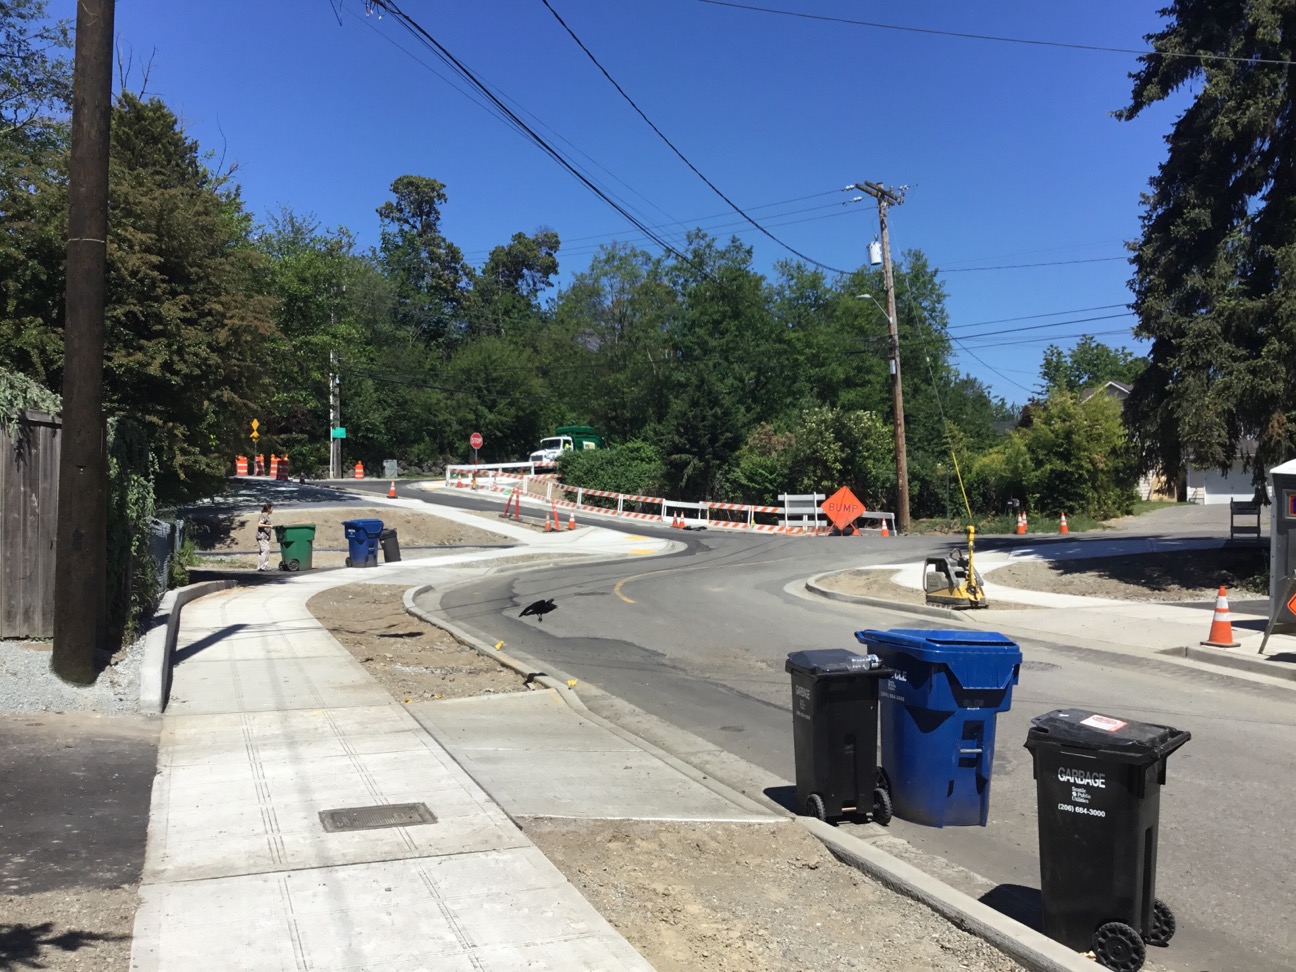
[529,425,605,467]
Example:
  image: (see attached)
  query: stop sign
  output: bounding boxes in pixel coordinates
[469,432,483,450]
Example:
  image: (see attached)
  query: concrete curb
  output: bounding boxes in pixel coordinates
[809,571,1296,692]
[800,818,1094,972]
[1163,644,1296,683]
[806,572,974,623]
[401,585,776,820]
[402,583,1096,972]
[139,580,237,714]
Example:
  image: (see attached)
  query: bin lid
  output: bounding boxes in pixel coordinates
[342,518,384,533]
[1024,708,1191,762]
[785,649,887,678]
[854,629,1021,691]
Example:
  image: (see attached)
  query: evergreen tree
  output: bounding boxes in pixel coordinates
[1119,1,1296,482]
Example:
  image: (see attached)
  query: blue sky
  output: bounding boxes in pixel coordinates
[80,1,1185,405]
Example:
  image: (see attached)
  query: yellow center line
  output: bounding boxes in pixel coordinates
[613,554,801,604]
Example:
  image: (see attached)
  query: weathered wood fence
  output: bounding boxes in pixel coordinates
[0,410,60,638]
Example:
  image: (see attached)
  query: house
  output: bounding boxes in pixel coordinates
[1078,381,1178,501]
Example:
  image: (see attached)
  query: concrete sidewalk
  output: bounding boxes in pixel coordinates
[131,527,679,972]
[815,540,1296,687]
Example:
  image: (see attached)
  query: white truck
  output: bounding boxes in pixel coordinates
[529,425,605,467]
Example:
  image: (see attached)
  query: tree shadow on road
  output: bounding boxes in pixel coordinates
[0,921,127,970]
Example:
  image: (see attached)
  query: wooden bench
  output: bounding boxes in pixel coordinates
[1229,499,1262,539]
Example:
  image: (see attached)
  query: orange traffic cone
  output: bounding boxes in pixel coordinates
[1202,586,1241,648]
[1059,512,1069,535]
[880,519,889,537]
[1015,512,1025,535]
[567,511,576,530]
[388,480,397,498]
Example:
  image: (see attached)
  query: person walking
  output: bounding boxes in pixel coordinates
[257,503,273,571]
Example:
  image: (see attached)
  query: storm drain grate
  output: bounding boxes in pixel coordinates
[319,802,437,833]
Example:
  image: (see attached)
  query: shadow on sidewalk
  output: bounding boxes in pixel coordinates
[174,624,248,664]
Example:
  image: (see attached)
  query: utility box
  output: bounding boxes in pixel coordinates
[1267,460,1296,630]
[383,459,399,479]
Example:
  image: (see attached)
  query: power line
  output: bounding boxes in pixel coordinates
[362,1,698,267]
[539,0,848,275]
[938,257,1126,273]
[948,311,1134,339]
[697,0,1296,67]
[952,303,1129,329]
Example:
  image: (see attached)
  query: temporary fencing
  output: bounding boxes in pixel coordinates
[447,468,896,535]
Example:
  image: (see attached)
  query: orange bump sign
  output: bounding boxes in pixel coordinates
[821,486,865,531]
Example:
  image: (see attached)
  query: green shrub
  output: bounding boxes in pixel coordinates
[558,440,665,497]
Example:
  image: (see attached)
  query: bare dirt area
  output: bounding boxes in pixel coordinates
[0,886,136,972]
[305,584,525,701]
[820,544,1268,604]
[524,818,1024,972]
[190,506,512,569]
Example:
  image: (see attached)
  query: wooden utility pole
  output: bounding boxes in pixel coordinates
[852,181,910,533]
[329,349,341,480]
[52,0,116,683]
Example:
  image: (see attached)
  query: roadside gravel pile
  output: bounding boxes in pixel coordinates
[0,637,143,715]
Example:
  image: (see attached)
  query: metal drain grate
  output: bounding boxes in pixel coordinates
[319,802,437,833]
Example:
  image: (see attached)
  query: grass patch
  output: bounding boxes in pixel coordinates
[1129,499,1179,516]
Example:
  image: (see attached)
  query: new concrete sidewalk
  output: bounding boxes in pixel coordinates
[131,527,679,972]
[811,536,1296,688]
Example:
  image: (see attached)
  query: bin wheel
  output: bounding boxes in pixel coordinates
[876,767,892,794]
[871,787,893,826]
[277,561,286,571]
[805,793,827,821]
[1092,921,1146,972]
[1145,899,1175,947]
[286,559,300,572]
[345,556,352,567]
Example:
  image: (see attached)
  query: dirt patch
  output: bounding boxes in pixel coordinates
[987,547,1268,601]
[0,885,136,972]
[819,546,1269,604]
[305,584,525,701]
[817,568,1030,610]
[191,506,513,569]
[524,819,1023,972]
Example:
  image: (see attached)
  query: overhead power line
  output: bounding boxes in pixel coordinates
[362,1,698,266]
[698,0,1296,67]
[539,0,847,275]
[938,256,1127,273]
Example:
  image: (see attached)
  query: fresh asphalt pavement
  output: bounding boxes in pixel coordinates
[348,481,1296,970]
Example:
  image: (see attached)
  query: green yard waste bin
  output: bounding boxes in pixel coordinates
[274,523,316,571]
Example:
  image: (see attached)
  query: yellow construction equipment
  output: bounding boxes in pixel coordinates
[923,525,988,609]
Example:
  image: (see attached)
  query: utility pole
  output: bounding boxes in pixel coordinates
[329,349,341,480]
[52,0,116,684]
[852,181,910,534]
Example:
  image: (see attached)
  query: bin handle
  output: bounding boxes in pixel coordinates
[959,748,983,755]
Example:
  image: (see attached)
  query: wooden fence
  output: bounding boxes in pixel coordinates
[0,410,60,638]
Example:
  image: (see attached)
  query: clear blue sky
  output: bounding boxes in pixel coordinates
[77,0,1184,405]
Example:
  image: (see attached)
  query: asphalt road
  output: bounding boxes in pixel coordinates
[346,481,1296,971]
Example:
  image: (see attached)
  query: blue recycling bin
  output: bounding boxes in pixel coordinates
[854,629,1022,827]
[342,518,384,568]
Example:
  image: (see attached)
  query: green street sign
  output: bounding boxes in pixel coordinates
[331,427,347,439]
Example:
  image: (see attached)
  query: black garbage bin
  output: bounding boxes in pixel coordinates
[379,527,401,563]
[1024,708,1191,972]
[785,649,893,824]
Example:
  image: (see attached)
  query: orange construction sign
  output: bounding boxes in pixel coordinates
[821,486,865,531]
